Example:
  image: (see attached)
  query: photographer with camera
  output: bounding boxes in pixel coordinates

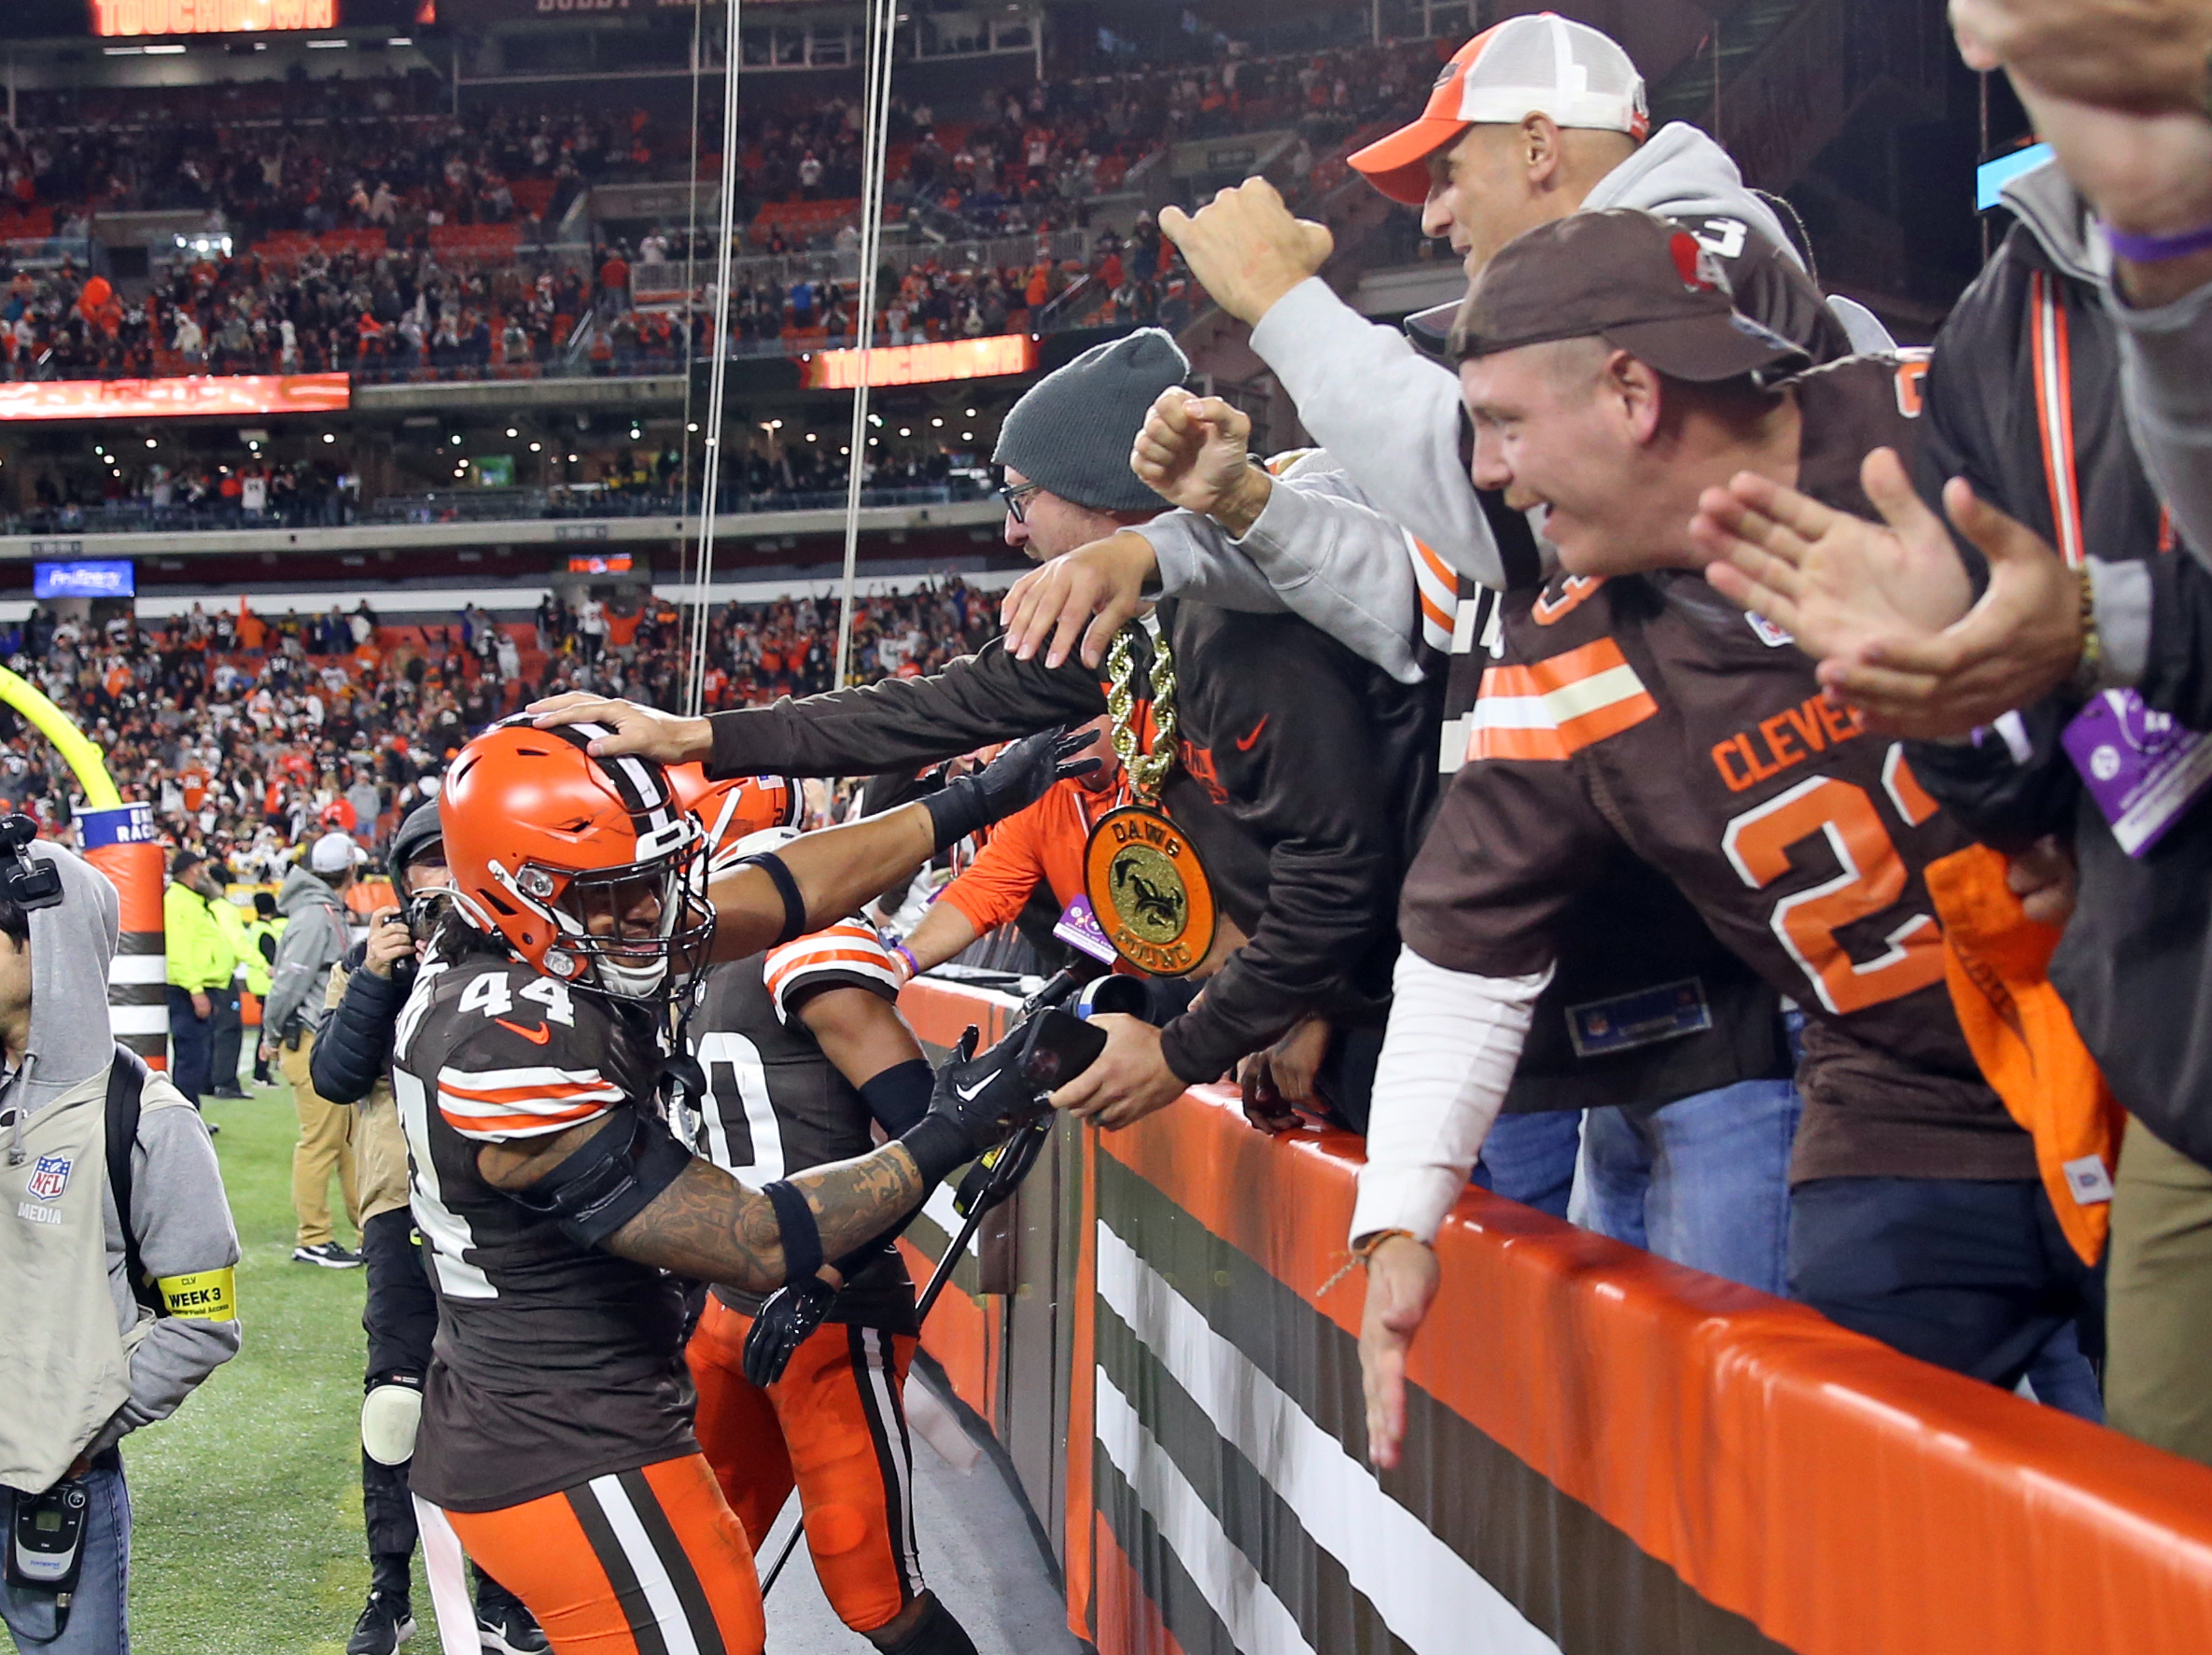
[309,805,545,1655]
[0,824,242,1653]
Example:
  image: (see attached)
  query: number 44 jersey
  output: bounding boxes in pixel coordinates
[390,952,695,1513]
[1401,358,2037,1189]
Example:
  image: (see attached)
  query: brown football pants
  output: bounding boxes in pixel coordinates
[686,1295,923,1634]
[443,1453,765,1655]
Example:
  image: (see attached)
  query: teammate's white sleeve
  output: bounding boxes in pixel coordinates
[764,919,902,1021]
[1350,947,1552,1246]
[1133,470,1426,683]
[1248,278,1507,591]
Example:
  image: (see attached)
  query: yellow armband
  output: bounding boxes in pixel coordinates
[156,1268,236,1322]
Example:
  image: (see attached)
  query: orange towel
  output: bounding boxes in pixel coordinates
[1925,844,2123,1266]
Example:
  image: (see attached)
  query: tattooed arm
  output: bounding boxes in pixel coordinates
[478,1120,926,1294]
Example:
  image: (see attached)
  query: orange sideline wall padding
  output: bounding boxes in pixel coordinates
[897,978,2212,1655]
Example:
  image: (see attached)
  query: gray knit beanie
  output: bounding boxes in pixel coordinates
[993,328,1191,512]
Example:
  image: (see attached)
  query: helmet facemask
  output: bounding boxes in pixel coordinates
[505,827,715,1001]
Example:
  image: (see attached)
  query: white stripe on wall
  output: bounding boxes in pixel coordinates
[1094,1368,1318,1655]
[921,1183,981,1255]
[586,1474,703,1655]
[1097,1221,1562,1655]
[107,956,168,985]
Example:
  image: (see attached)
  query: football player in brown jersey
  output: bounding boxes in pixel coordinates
[392,716,1094,1654]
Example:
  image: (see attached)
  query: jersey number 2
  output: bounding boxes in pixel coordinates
[1721,775,1946,1015]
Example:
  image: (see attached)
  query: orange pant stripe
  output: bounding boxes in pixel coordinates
[443,1453,764,1655]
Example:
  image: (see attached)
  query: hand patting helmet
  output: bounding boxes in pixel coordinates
[441,718,712,1000]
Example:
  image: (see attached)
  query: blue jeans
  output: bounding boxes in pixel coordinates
[1472,1111,1583,1220]
[1788,1175,2104,1420]
[0,1459,131,1653]
[1574,1079,1802,1295]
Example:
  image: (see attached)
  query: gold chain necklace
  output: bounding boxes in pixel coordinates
[1104,623,1178,803]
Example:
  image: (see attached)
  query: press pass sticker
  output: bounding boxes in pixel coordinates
[1053,895,1118,965]
[2062,689,2212,856]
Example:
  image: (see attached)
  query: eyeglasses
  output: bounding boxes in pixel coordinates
[996,481,1043,524]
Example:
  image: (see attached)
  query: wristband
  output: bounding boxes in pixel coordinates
[889,940,921,982]
[2104,221,2212,264]
[858,1057,932,1135]
[899,1113,973,1185]
[762,1178,824,1283]
[922,779,984,853]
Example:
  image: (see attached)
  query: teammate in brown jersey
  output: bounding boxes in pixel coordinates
[676,801,979,1655]
[391,716,1096,1654]
[1352,210,2097,1468]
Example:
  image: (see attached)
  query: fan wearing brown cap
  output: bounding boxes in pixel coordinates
[1354,207,2098,1471]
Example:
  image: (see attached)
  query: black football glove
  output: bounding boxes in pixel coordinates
[923,726,1104,851]
[925,1025,1048,1158]
[741,1273,839,1388]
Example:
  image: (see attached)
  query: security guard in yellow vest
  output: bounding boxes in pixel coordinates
[161,849,235,1109]
[207,886,251,1101]
[243,892,286,1085]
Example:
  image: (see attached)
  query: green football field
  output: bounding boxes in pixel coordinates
[124,1083,453,1655]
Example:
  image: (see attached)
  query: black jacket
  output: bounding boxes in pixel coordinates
[710,607,1434,1084]
[309,941,410,1107]
[1904,162,2212,1168]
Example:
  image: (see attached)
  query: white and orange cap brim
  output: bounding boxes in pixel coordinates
[1349,17,1649,206]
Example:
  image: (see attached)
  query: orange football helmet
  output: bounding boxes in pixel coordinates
[665,764,800,873]
[441,719,711,999]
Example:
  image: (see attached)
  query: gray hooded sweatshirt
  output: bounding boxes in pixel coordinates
[0,842,240,1488]
[263,864,351,1042]
[1136,122,1894,671]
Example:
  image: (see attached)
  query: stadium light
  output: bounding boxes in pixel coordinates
[965,408,976,416]
[505,428,517,438]
[687,422,699,432]
[568,453,579,462]
[899,427,912,436]
[963,430,973,440]
[450,434,462,445]
[145,438,157,448]
[321,432,335,443]
[805,433,817,442]
[931,418,944,427]
[529,442,541,453]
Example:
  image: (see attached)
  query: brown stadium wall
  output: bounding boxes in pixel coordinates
[895,978,2212,1655]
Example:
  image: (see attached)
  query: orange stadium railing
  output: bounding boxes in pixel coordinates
[892,976,2212,1655]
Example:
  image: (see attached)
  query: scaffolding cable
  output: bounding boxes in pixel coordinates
[832,0,901,691]
[685,0,745,717]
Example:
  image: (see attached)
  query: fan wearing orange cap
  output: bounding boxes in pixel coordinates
[1119,12,1885,598]
[390,715,1095,1655]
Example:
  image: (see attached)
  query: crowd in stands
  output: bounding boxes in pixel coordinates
[0,26,1451,385]
[0,579,992,870]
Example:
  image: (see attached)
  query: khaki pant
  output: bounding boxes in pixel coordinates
[2107,1115,2212,1466]
[355,1088,413,1225]
[282,1033,359,1249]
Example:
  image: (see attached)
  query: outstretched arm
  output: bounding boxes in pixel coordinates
[481,1118,926,1295]
[707,727,1100,961]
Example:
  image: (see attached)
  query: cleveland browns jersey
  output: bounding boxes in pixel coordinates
[392,948,695,1512]
[688,919,917,1331]
[1401,357,2037,1187]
